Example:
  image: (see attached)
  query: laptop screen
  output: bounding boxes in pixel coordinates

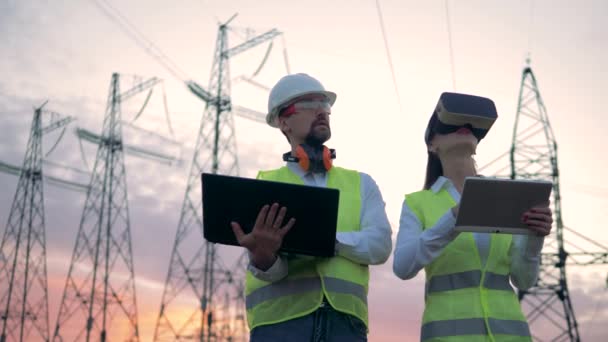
[202,173,340,257]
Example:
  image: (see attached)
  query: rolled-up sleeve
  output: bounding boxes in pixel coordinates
[509,234,544,290]
[247,254,288,283]
[393,199,459,280]
[335,173,393,265]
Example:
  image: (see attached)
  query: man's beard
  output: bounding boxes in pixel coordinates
[305,124,331,147]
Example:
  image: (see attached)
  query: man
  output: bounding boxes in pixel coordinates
[231,73,392,341]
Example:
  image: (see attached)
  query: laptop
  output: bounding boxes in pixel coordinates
[201,173,340,257]
[455,177,553,235]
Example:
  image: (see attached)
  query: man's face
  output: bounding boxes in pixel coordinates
[279,94,332,146]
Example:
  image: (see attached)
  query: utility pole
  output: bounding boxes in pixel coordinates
[1,103,74,342]
[481,61,608,341]
[52,73,171,342]
[154,14,280,342]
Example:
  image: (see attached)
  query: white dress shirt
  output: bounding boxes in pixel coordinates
[392,176,544,290]
[249,162,393,282]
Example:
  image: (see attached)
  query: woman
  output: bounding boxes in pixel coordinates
[393,92,553,342]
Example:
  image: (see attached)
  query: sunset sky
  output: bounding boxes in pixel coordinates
[1,0,607,341]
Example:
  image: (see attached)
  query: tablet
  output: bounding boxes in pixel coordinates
[455,177,553,235]
[201,173,340,257]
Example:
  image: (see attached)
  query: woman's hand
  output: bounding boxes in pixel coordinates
[523,205,553,236]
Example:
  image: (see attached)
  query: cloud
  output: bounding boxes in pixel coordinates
[2,1,608,341]
[368,261,426,341]
[3,86,608,340]
[0,93,275,341]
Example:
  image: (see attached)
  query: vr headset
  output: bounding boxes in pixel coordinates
[424,92,498,144]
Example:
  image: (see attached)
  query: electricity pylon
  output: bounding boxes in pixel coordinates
[481,61,608,342]
[0,103,74,342]
[154,14,281,341]
[52,73,172,342]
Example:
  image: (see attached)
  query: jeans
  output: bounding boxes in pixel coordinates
[250,303,367,342]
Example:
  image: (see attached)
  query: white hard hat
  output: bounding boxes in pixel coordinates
[266,73,337,128]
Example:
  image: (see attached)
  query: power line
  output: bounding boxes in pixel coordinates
[374,0,403,113]
[99,0,189,79]
[89,0,189,82]
[444,0,456,91]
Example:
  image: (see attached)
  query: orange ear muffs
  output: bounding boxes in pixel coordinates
[294,145,311,171]
[322,146,333,171]
[282,144,336,172]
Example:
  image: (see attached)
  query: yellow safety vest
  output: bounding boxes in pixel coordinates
[405,188,531,342]
[245,166,369,331]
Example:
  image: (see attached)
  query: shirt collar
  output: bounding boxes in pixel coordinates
[430,176,463,203]
[286,161,328,177]
[430,176,452,194]
[287,162,314,178]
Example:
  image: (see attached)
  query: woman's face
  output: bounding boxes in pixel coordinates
[429,126,479,155]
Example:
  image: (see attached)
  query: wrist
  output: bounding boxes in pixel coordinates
[251,252,277,271]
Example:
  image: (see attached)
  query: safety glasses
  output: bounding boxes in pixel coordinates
[280,98,332,118]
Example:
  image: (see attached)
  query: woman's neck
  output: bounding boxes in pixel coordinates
[440,152,476,193]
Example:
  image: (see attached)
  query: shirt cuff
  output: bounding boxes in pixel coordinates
[247,255,288,282]
[512,234,545,259]
[336,232,359,248]
[524,234,545,258]
[335,232,370,262]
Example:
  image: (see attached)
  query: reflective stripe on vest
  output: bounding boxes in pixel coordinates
[246,277,321,310]
[426,270,513,295]
[245,166,367,330]
[324,277,367,306]
[421,318,531,340]
[246,277,367,310]
[405,187,530,341]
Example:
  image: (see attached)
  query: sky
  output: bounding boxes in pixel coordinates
[1,0,607,341]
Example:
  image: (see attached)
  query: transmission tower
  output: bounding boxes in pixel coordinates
[0,103,74,342]
[511,63,580,341]
[481,62,608,342]
[154,15,280,342]
[52,73,169,342]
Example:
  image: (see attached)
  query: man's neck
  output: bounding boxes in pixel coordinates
[290,143,301,156]
[289,138,304,155]
[290,141,324,154]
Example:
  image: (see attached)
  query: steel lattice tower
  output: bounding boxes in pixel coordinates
[52,73,140,342]
[0,104,73,342]
[479,62,608,341]
[154,16,279,342]
[508,65,580,341]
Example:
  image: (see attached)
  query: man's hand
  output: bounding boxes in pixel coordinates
[231,203,296,271]
[522,205,553,236]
